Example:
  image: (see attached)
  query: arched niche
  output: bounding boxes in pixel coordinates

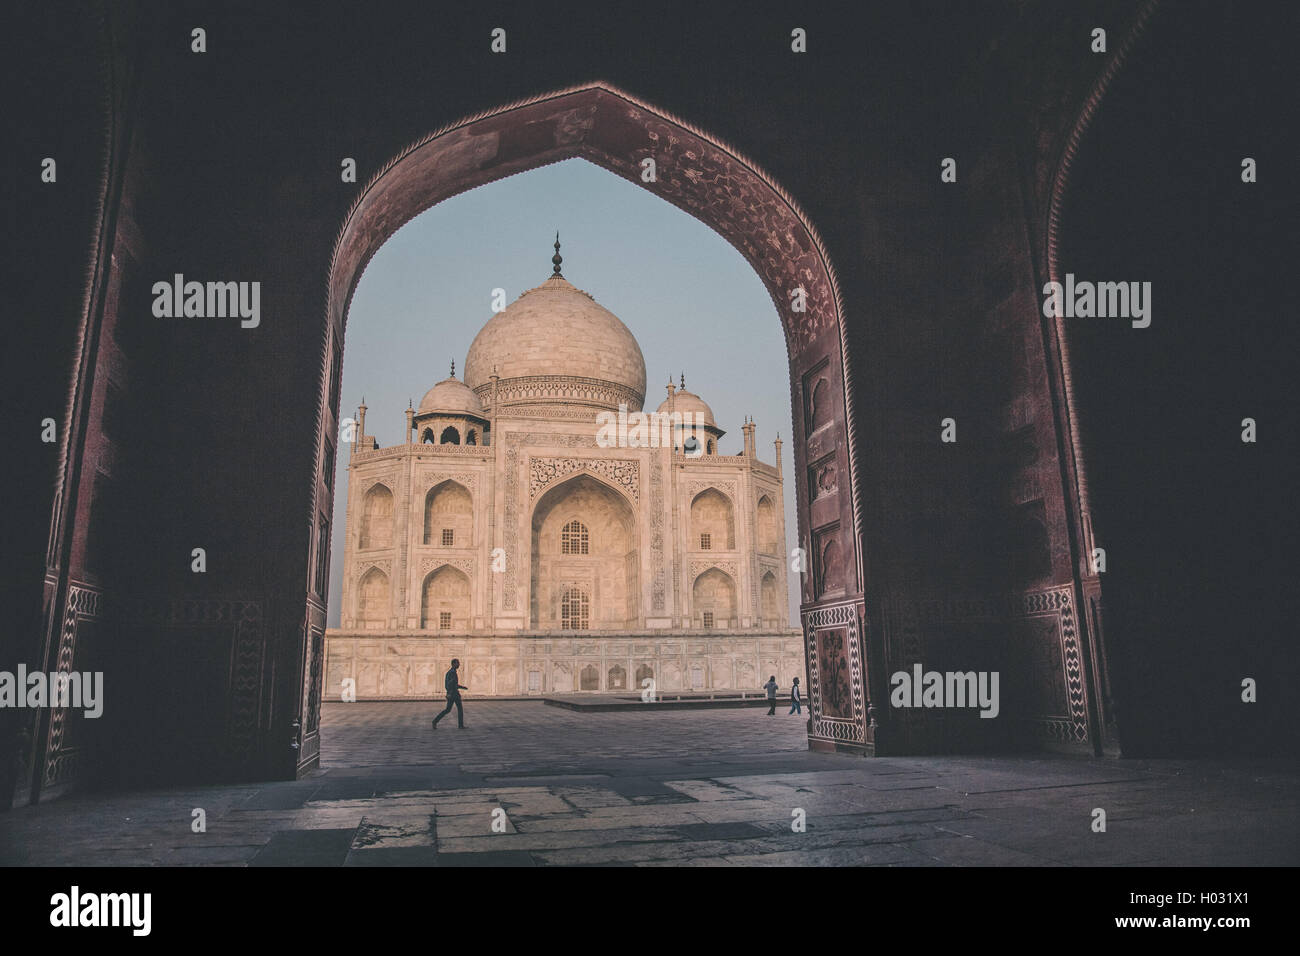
[358,484,393,550]
[420,565,470,630]
[690,487,735,551]
[423,480,472,547]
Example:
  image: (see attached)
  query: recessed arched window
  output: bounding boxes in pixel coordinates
[690,488,735,550]
[356,566,389,623]
[466,429,477,445]
[440,426,460,445]
[757,495,778,553]
[761,571,779,624]
[707,439,715,455]
[421,429,434,444]
[359,484,393,550]
[561,587,590,630]
[561,519,589,555]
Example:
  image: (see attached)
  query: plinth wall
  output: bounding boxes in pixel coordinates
[323,629,805,700]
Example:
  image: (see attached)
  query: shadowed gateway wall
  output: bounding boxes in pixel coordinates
[14,0,1287,806]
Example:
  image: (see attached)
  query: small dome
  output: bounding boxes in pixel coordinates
[656,387,717,429]
[419,374,483,417]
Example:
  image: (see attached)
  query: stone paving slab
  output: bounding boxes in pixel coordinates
[249,828,358,867]
[1,701,1296,867]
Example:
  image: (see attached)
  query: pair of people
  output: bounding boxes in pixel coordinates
[432,659,468,729]
[762,675,801,715]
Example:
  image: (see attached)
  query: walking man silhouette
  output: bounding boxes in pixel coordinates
[432,658,468,729]
[788,676,802,715]
[763,675,779,716]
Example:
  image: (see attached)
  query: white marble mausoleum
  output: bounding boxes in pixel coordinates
[323,245,805,698]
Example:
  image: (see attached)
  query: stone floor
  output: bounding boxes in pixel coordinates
[2,701,1296,866]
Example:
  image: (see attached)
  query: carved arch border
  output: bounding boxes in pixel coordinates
[320,80,867,750]
[689,561,739,583]
[530,466,640,515]
[1041,0,1161,752]
[530,457,640,503]
[1044,0,1160,559]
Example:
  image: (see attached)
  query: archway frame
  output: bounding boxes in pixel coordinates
[315,81,872,753]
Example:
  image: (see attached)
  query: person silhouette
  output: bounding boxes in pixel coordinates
[432,658,468,729]
[763,675,778,716]
[788,676,802,715]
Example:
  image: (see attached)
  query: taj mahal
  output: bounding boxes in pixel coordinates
[323,241,805,699]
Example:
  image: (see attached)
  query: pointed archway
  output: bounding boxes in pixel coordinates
[311,82,872,754]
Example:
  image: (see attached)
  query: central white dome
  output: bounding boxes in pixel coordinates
[464,273,647,413]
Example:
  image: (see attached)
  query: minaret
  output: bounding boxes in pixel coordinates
[742,415,756,458]
[405,399,414,444]
[774,432,783,478]
[665,376,677,451]
[351,398,367,459]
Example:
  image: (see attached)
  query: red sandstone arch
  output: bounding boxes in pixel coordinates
[318,81,871,751]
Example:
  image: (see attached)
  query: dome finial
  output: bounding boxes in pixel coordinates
[552,231,563,277]
[680,372,686,390]
[450,359,456,379]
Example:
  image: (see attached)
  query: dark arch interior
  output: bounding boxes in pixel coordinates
[1060,7,1296,755]
[17,5,1288,808]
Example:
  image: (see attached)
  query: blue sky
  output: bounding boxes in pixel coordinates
[329,157,798,625]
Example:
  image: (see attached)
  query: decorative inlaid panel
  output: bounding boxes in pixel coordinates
[357,559,391,580]
[43,583,103,789]
[690,560,737,579]
[421,471,479,492]
[817,628,852,719]
[650,454,666,611]
[802,599,866,745]
[477,374,643,411]
[686,479,736,501]
[417,556,474,576]
[529,456,639,501]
